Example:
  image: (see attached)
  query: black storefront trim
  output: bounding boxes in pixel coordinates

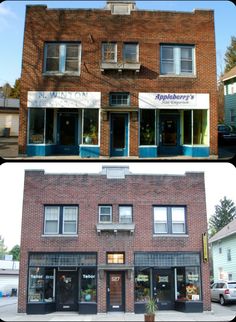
[27,303,56,314]
[175,301,203,312]
[79,303,97,314]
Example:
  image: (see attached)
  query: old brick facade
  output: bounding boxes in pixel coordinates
[19,1,218,158]
[18,166,211,314]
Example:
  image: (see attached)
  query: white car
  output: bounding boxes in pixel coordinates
[211,281,236,305]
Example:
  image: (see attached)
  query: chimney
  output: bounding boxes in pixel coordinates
[105,0,137,15]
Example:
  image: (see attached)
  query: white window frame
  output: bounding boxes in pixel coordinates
[154,207,168,234]
[44,206,60,235]
[62,206,78,235]
[160,45,195,76]
[119,206,132,223]
[171,207,186,234]
[44,42,81,75]
[154,206,186,235]
[102,42,117,63]
[99,205,112,223]
[123,43,139,63]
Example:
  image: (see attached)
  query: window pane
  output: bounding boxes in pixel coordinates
[193,110,208,145]
[65,61,78,72]
[45,221,58,234]
[80,268,97,303]
[172,208,185,222]
[154,223,167,233]
[100,215,111,222]
[83,109,99,145]
[124,44,137,63]
[181,61,192,73]
[64,207,77,220]
[162,47,174,60]
[183,110,191,144]
[44,268,55,302]
[110,93,130,106]
[119,206,132,223]
[162,62,174,74]
[102,43,116,62]
[154,207,167,221]
[181,48,192,60]
[65,45,79,72]
[140,109,155,145]
[45,207,59,234]
[28,267,44,302]
[46,44,60,72]
[47,44,59,57]
[134,269,150,303]
[100,207,111,215]
[45,207,59,220]
[46,58,59,72]
[29,109,45,144]
[107,253,124,264]
[64,222,76,233]
[46,109,54,144]
[172,223,185,233]
[176,267,186,300]
[185,267,201,301]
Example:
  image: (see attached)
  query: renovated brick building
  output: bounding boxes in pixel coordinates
[18,166,211,314]
[18,1,218,158]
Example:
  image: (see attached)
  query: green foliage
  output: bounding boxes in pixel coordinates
[9,245,20,261]
[9,78,21,99]
[145,297,158,315]
[224,36,236,73]
[0,236,8,258]
[209,197,236,237]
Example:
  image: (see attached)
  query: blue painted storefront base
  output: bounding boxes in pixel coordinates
[80,145,100,158]
[182,145,210,157]
[27,145,57,156]
[139,146,158,158]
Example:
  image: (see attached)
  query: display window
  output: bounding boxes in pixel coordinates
[134,269,151,302]
[80,268,97,303]
[28,109,55,144]
[140,109,156,145]
[83,109,99,145]
[183,110,208,145]
[176,267,201,301]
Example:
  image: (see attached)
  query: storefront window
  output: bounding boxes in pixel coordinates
[80,269,97,302]
[83,109,99,145]
[183,110,208,145]
[140,110,155,145]
[29,109,44,144]
[45,109,54,144]
[176,267,201,301]
[134,269,151,302]
[28,267,55,303]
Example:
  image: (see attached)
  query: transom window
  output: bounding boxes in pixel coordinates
[161,45,195,76]
[107,253,125,264]
[44,206,78,235]
[119,206,132,223]
[154,206,186,235]
[99,205,112,223]
[44,43,81,74]
[110,92,130,106]
[123,43,138,63]
[102,42,117,62]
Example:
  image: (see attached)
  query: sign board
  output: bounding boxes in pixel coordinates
[139,93,209,109]
[28,91,101,108]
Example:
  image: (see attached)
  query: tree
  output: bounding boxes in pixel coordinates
[0,236,8,259]
[8,245,20,261]
[209,197,236,237]
[9,78,21,99]
[224,36,236,73]
[2,83,12,98]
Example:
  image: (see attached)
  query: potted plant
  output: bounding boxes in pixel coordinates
[144,297,158,322]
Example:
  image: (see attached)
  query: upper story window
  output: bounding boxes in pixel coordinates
[44,206,78,235]
[153,206,186,235]
[99,205,112,223]
[160,45,195,76]
[119,206,132,223]
[123,43,139,63]
[102,42,117,63]
[107,253,125,264]
[110,92,130,106]
[227,249,232,261]
[44,42,81,75]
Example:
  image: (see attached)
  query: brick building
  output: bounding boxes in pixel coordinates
[18,166,211,314]
[18,1,218,158]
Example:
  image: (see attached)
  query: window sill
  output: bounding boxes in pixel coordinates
[42,72,81,77]
[41,234,78,238]
[159,74,197,78]
[96,223,135,235]
[153,234,189,238]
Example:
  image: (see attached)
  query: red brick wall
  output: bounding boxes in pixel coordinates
[18,170,211,312]
[19,5,218,156]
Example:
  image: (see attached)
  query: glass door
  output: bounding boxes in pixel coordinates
[159,114,180,155]
[153,269,174,310]
[56,271,78,311]
[110,114,128,157]
[107,272,125,312]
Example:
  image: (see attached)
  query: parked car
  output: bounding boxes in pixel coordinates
[218,124,236,145]
[211,281,236,305]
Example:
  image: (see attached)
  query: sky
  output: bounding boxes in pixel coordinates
[0,0,236,86]
[0,162,235,250]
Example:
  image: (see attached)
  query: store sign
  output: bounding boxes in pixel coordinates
[158,276,169,283]
[139,93,209,109]
[28,91,101,108]
[82,274,95,279]
[187,274,199,282]
[136,274,149,282]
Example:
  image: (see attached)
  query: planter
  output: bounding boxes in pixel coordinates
[144,313,155,322]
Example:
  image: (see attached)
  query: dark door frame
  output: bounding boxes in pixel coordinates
[153,268,175,310]
[159,113,181,155]
[56,270,78,311]
[110,113,129,157]
[107,271,125,312]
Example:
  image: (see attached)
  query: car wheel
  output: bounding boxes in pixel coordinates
[220,295,225,305]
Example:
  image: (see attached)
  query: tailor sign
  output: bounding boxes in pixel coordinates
[28,91,101,108]
[139,93,209,109]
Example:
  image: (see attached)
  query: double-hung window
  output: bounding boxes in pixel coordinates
[44,206,78,235]
[99,205,112,223]
[102,42,117,63]
[44,42,81,74]
[154,206,186,235]
[161,45,195,76]
[119,206,132,223]
[110,92,130,106]
[123,43,138,63]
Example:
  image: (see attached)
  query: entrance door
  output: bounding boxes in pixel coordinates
[107,272,125,312]
[153,269,174,310]
[110,114,128,157]
[57,112,79,155]
[56,271,78,311]
[159,115,180,155]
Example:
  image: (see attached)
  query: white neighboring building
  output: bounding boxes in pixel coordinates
[0,98,19,137]
[0,258,19,296]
